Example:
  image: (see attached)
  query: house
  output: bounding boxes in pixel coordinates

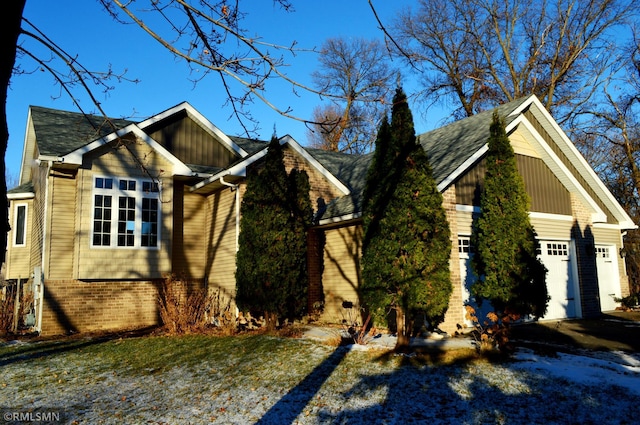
[4,95,635,336]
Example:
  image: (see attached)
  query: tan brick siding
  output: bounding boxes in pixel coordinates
[40,279,161,335]
[281,148,345,212]
[440,186,463,334]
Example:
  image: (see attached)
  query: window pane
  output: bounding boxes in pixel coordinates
[117,196,135,246]
[92,195,112,246]
[141,196,159,247]
[143,181,159,193]
[15,205,26,245]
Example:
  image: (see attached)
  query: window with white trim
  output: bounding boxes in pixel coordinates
[458,236,474,257]
[13,203,27,247]
[91,176,160,248]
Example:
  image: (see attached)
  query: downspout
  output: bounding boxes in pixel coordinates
[41,160,51,271]
[36,160,52,334]
[219,176,240,253]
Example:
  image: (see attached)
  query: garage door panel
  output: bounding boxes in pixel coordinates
[596,245,621,312]
[458,238,579,322]
[539,240,578,320]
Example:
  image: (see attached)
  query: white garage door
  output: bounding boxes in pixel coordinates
[595,245,621,312]
[458,237,500,327]
[458,238,581,323]
[538,241,578,320]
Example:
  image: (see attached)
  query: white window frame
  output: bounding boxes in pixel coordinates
[13,203,28,247]
[90,176,161,250]
[457,236,473,259]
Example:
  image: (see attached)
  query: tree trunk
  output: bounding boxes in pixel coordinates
[394,305,410,351]
[265,311,278,332]
[1,0,26,264]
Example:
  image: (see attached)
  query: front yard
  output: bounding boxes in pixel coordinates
[1,325,639,424]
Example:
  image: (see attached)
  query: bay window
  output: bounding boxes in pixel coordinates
[91,176,160,248]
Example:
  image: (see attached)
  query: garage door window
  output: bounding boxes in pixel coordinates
[595,247,609,258]
[545,242,568,256]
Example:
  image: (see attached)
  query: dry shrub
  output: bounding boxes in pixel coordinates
[0,283,35,336]
[158,275,240,335]
[340,301,377,345]
[465,305,518,354]
[209,289,237,336]
[158,275,214,335]
[0,285,16,335]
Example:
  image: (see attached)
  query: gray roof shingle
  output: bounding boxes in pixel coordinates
[317,96,533,222]
[30,106,135,157]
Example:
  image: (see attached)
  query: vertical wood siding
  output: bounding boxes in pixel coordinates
[524,110,617,224]
[146,112,237,169]
[455,155,572,215]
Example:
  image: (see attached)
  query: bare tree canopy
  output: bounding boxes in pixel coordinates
[100,0,330,135]
[308,37,395,154]
[391,0,638,124]
[573,35,640,291]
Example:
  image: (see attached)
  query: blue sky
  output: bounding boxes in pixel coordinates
[6,0,438,182]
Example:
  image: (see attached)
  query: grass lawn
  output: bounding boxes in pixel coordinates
[1,328,639,424]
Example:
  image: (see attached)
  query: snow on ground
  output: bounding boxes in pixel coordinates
[512,348,640,395]
[1,330,639,424]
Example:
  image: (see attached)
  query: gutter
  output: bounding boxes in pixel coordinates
[219,176,240,253]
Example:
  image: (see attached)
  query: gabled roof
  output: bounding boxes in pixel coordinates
[190,135,353,196]
[25,102,250,178]
[29,106,135,157]
[317,95,635,230]
[419,95,531,190]
[61,123,195,176]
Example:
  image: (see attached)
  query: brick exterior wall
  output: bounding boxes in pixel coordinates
[570,194,601,317]
[440,186,464,334]
[40,278,206,336]
[307,229,325,314]
[281,148,345,211]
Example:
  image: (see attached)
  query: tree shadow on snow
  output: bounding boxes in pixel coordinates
[256,345,352,425]
[312,349,638,424]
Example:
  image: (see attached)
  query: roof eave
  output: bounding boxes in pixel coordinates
[60,124,194,176]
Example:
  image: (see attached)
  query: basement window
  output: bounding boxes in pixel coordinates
[91,176,161,249]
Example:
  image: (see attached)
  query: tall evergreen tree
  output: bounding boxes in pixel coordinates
[235,137,312,330]
[471,112,548,319]
[284,168,313,320]
[361,88,452,349]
